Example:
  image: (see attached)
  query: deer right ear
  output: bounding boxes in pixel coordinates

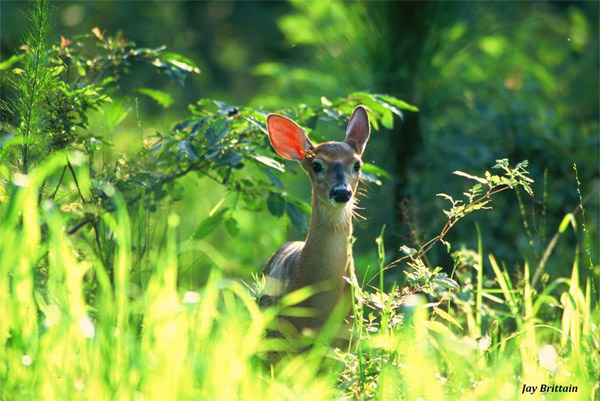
[267,114,314,161]
[344,106,370,155]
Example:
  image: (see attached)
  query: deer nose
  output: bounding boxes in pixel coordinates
[330,184,352,203]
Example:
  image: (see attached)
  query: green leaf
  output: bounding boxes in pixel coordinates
[361,162,391,178]
[190,99,220,116]
[267,192,285,217]
[486,173,502,186]
[253,155,284,172]
[217,151,243,167]
[360,171,382,185]
[105,99,129,128]
[76,64,86,77]
[162,52,201,74]
[433,273,460,291]
[320,96,333,107]
[433,307,463,330]
[215,100,239,116]
[380,108,394,129]
[423,320,453,335]
[436,193,455,203]
[264,168,284,190]
[0,53,25,70]
[193,208,228,240]
[442,238,452,254]
[136,88,173,108]
[0,133,16,151]
[400,245,417,256]
[515,160,529,169]
[286,202,308,232]
[205,119,228,146]
[177,140,199,162]
[224,216,240,237]
[453,170,487,184]
[493,159,509,170]
[205,147,222,159]
[375,94,419,112]
[281,194,312,214]
[558,213,576,234]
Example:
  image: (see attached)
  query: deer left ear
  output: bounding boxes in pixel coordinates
[344,106,370,155]
[267,114,314,161]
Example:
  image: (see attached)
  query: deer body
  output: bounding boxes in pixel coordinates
[262,106,370,333]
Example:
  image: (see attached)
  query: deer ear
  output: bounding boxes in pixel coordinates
[344,106,370,155]
[267,114,314,161]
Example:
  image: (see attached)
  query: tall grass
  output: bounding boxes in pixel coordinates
[1,152,598,401]
[0,3,597,398]
[0,154,339,400]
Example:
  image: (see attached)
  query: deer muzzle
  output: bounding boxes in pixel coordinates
[330,184,352,203]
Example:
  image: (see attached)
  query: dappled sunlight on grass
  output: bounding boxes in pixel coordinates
[0,153,598,400]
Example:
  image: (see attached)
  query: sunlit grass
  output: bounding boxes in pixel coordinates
[1,0,598,399]
[0,154,598,401]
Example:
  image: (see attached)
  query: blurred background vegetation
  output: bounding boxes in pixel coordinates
[1,0,598,288]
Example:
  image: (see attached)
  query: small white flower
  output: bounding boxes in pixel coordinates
[79,316,95,339]
[538,344,558,372]
[476,335,491,351]
[13,173,30,188]
[74,378,85,391]
[21,355,32,366]
[183,291,200,304]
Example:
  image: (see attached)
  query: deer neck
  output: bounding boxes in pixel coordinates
[297,191,354,284]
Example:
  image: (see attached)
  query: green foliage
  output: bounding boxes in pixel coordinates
[411,4,599,270]
[1,18,199,164]
[253,1,599,275]
[2,152,599,400]
[2,0,55,173]
[58,91,412,239]
[0,2,598,401]
[0,3,418,275]
[437,159,534,242]
[1,9,201,275]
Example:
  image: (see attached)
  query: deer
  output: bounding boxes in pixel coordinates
[260,106,370,338]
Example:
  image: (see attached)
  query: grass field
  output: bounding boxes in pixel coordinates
[0,154,598,400]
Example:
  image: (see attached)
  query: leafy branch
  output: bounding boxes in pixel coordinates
[69,92,417,236]
[369,159,534,292]
[433,159,533,252]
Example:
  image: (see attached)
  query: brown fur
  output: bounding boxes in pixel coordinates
[261,106,370,335]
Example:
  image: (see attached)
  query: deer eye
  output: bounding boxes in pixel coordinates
[354,162,361,172]
[312,162,323,173]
